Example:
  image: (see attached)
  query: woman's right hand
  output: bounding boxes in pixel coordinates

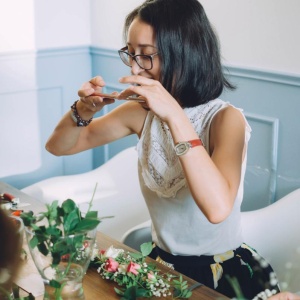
[77,76,116,116]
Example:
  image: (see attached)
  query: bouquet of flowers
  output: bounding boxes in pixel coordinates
[92,242,192,299]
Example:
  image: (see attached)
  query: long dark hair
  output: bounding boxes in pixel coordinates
[124,0,235,108]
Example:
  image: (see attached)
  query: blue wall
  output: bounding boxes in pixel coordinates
[0,46,299,210]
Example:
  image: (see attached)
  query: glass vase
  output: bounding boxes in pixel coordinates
[25,226,97,300]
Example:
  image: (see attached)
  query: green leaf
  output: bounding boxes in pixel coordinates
[62,199,76,214]
[48,200,59,219]
[123,286,137,300]
[20,211,34,226]
[114,287,125,296]
[64,209,80,233]
[140,242,152,257]
[73,218,100,232]
[52,251,62,265]
[53,239,68,252]
[29,235,38,249]
[129,252,143,260]
[37,242,49,256]
[136,288,151,297]
[49,279,61,288]
[46,226,61,236]
[85,210,98,219]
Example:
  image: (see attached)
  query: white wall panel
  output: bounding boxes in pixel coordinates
[200,0,300,74]
[0,0,35,52]
[34,0,91,49]
[0,90,41,177]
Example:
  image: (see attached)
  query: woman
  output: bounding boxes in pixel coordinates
[46,0,280,298]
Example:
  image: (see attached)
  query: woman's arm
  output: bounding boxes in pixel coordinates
[118,75,246,224]
[170,106,246,224]
[46,76,147,156]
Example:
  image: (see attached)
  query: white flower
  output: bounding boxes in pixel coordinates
[91,246,99,261]
[118,264,128,274]
[103,246,124,259]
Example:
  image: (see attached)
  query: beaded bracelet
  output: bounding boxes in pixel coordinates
[70,100,93,127]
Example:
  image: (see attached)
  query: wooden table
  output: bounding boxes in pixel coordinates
[0,182,228,300]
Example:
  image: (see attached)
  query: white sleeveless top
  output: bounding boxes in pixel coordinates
[136,99,252,256]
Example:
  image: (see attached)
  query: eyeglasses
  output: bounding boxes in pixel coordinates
[118,46,159,70]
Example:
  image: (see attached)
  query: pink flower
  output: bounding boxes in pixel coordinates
[105,258,119,272]
[127,262,141,275]
[147,272,156,281]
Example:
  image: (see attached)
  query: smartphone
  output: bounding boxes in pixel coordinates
[92,93,145,103]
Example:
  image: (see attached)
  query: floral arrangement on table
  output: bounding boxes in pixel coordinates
[90,242,193,299]
[19,189,108,300]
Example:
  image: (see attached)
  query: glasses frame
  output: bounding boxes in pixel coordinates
[118,46,159,70]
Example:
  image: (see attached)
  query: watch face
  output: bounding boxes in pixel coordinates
[175,142,189,156]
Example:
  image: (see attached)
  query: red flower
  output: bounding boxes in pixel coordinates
[105,258,119,272]
[127,262,141,275]
[61,254,70,261]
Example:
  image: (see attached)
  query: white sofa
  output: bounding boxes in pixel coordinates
[21,147,150,241]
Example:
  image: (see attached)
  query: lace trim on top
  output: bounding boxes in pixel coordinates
[137,99,228,198]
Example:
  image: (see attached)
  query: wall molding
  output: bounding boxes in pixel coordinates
[1,46,299,86]
[224,64,300,87]
[37,46,90,58]
[90,46,119,58]
[244,112,279,204]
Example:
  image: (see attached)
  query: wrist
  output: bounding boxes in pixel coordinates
[174,139,203,156]
[70,100,93,127]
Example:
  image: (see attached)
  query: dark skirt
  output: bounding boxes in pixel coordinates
[150,243,281,299]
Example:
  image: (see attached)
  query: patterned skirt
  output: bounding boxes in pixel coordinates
[150,243,281,299]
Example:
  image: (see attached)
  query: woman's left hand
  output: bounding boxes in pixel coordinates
[118,75,183,122]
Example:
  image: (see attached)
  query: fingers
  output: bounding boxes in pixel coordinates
[78,76,106,97]
[89,76,105,87]
[78,88,95,97]
[119,75,152,86]
[80,95,115,111]
[118,75,151,99]
[117,87,138,100]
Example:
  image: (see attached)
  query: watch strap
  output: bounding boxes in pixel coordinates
[188,139,203,148]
